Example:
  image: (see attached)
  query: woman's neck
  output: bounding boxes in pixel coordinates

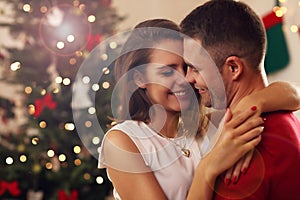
[148,105,180,138]
[160,113,180,138]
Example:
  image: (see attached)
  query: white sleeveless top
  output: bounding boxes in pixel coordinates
[99,120,219,200]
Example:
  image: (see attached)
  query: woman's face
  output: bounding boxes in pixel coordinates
[143,39,192,112]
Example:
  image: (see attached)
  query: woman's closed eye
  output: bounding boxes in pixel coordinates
[160,67,175,77]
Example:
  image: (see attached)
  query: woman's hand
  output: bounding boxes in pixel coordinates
[223,149,254,184]
[202,106,264,183]
[225,81,300,185]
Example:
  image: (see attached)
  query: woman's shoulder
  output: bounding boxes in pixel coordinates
[105,128,140,153]
[109,120,143,131]
[104,120,150,152]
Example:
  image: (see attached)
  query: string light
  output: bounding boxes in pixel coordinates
[58,154,66,162]
[92,83,100,91]
[88,15,96,23]
[25,86,33,94]
[31,137,39,145]
[273,6,284,17]
[102,81,110,89]
[83,173,91,180]
[20,155,27,163]
[45,162,53,170]
[6,157,14,165]
[40,6,48,13]
[47,149,55,157]
[109,41,117,49]
[101,53,108,61]
[39,121,47,128]
[23,4,31,12]
[79,4,86,11]
[67,35,75,42]
[290,25,298,33]
[28,104,35,115]
[75,51,83,57]
[41,89,47,95]
[73,145,81,154]
[92,137,100,145]
[10,61,21,71]
[69,58,77,65]
[57,41,65,49]
[102,67,110,74]
[82,76,90,84]
[65,122,75,131]
[85,120,92,127]
[55,76,63,84]
[63,78,71,85]
[53,88,60,94]
[88,107,96,114]
[74,159,81,166]
[96,176,104,184]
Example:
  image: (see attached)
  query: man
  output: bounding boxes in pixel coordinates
[180,0,300,199]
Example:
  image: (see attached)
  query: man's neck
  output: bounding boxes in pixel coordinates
[229,72,266,110]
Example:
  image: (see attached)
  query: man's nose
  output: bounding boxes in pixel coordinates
[185,68,195,83]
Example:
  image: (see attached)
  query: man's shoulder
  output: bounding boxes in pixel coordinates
[263,110,300,129]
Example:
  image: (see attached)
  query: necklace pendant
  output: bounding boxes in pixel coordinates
[181,149,190,157]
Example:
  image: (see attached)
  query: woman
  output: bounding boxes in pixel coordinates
[99,19,300,200]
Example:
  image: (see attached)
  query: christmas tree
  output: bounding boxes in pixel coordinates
[0,0,124,199]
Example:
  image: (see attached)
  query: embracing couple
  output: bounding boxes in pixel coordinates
[99,0,300,199]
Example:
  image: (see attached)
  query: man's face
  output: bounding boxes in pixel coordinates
[185,65,212,107]
[183,38,227,109]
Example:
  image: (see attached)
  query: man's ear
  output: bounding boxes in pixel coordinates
[133,70,146,88]
[224,56,243,80]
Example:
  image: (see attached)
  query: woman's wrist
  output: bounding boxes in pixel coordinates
[197,155,218,184]
[233,93,263,116]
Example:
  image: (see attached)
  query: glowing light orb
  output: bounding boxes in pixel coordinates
[10,62,21,71]
[39,5,91,56]
[6,157,14,165]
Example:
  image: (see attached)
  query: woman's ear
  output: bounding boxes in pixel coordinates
[133,70,146,88]
[225,56,243,81]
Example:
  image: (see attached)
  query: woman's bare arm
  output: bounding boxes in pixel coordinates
[234,81,300,115]
[104,130,168,200]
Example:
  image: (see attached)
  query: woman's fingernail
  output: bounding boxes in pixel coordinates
[251,106,257,111]
[242,167,248,174]
[225,178,231,185]
[232,176,237,184]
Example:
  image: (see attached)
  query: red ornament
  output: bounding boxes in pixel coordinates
[0,180,21,197]
[86,34,102,51]
[34,94,57,118]
[58,189,78,200]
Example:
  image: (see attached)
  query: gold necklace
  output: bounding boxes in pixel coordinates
[149,119,191,158]
[165,136,191,157]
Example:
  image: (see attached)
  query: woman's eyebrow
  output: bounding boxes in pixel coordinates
[156,63,178,69]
